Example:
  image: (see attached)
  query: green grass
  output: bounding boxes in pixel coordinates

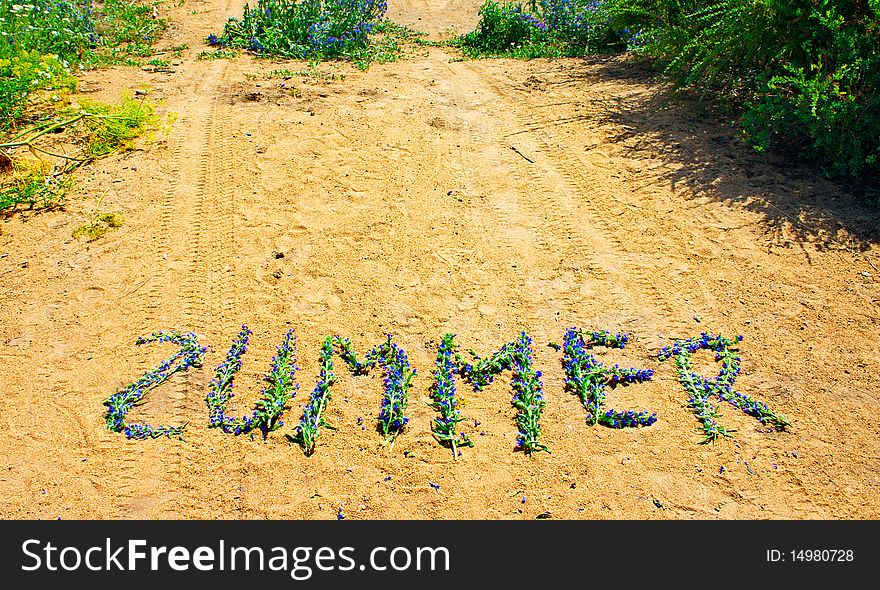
[197,48,240,60]
[73,211,125,241]
[1,93,164,214]
[267,66,346,81]
[0,160,69,214]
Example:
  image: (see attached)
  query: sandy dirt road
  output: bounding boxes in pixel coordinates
[0,0,878,519]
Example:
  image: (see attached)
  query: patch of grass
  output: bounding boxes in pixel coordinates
[155,43,189,59]
[145,57,171,67]
[86,0,168,67]
[73,211,125,241]
[0,159,69,214]
[350,20,426,70]
[197,48,240,60]
[267,66,346,81]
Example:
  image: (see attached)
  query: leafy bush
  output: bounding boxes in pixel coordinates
[208,0,417,67]
[458,1,549,54]
[456,0,616,57]
[599,0,880,178]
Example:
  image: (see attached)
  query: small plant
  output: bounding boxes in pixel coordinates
[0,158,69,213]
[73,94,158,157]
[197,48,240,60]
[104,330,207,439]
[268,66,346,81]
[562,328,657,428]
[456,1,549,56]
[658,333,790,443]
[206,327,299,436]
[72,211,124,242]
[0,51,78,130]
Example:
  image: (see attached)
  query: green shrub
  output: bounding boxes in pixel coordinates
[599,0,880,178]
[456,0,617,58]
[459,1,549,53]
[207,0,419,67]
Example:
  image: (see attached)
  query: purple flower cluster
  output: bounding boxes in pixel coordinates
[505,5,548,31]
[562,327,656,429]
[509,332,549,454]
[206,327,299,437]
[539,0,602,34]
[103,330,206,440]
[430,334,473,459]
[658,333,790,443]
[361,335,416,441]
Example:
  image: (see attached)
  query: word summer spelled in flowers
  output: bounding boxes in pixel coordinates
[103,326,790,456]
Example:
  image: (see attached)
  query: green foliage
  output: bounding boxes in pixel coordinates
[0,51,77,129]
[73,211,125,241]
[458,1,547,54]
[0,1,96,61]
[88,0,168,66]
[209,0,422,68]
[599,0,880,178]
[0,160,68,213]
[73,93,158,157]
[454,1,617,58]
[0,1,166,131]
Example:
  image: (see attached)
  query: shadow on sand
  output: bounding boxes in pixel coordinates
[551,55,879,252]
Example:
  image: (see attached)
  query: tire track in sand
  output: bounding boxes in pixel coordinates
[427,52,644,331]
[467,61,682,336]
[97,57,238,518]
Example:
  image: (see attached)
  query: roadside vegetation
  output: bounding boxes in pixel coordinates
[1,0,168,216]
[455,0,880,181]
